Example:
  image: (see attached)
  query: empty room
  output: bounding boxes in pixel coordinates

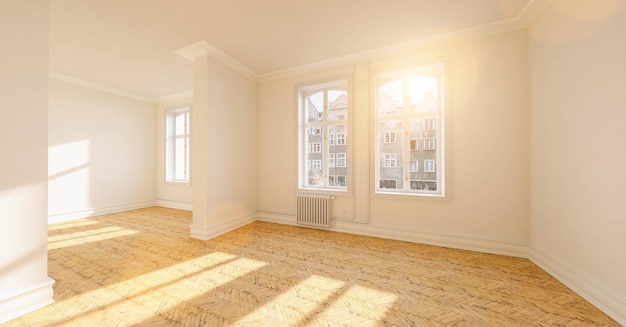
[1,0,625,325]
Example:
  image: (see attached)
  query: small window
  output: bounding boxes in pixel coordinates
[328,153,335,167]
[336,153,347,167]
[410,139,418,151]
[424,139,436,150]
[424,118,436,130]
[312,142,322,153]
[337,175,346,187]
[312,160,322,171]
[383,153,397,168]
[165,106,191,183]
[336,133,346,145]
[410,160,418,172]
[424,159,436,172]
[328,133,335,146]
[384,132,397,144]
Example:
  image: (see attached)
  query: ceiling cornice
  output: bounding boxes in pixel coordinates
[256,0,553,83]
[175,40,257,81]
[49,72,157,104]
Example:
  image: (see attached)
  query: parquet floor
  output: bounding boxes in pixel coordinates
[4,207,619,326]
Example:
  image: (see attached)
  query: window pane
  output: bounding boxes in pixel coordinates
[377,79,404,116]
[306,91,324,123]
[175,113,186,136]
[305,126,323,187]
[174,138,186,180]
[328,90,348,121]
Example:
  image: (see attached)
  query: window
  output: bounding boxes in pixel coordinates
[424,118,436,130]
[424,139,436,150]
[336,153,347,167]
[336,133,346,145]
[383,153,397,167]
[424,159,436,172]
[165,106,191,183]
[375,63,445,196]
[384,132,397,144]
[299,79,349,191]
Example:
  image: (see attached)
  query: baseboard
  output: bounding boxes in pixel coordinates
[0,278,55,325]
[529,246,626,325]
[154,199,193,211]
[190,212,256,241]
[255,211,528,258]
[48,200,157,224]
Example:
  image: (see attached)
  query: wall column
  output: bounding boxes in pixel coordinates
[0,0,55,323]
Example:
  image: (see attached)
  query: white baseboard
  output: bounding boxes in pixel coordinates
[256,211,528,258]
[48,200,157,224]
[0,278,55,325]
[154,199,193,211]
[190,212,256,241]
[529,246,626,325]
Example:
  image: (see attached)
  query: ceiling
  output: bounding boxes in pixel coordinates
[49,0,534,100]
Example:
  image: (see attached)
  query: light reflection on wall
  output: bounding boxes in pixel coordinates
[48,140,91,219]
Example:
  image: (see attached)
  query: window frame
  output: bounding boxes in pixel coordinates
[165,105,191,184]
[297,78,352,193]
[373,63,446,198]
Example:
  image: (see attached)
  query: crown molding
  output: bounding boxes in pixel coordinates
[49,72,156,104]
[154,90,193,105]
[175,40,257,81]
[257,0,553,83]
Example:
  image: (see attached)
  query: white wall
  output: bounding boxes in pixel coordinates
[48,78,157,223]
[258,29,529,256]
[156,96,193,209]
[528,1,626,323]
[190,53,257,239]
[0,0,54,323]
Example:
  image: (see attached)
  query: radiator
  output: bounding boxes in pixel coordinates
[296,193,333,228]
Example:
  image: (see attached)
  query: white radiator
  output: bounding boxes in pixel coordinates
[296,193,333,228]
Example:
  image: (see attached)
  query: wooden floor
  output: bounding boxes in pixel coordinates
[5,207,618,326]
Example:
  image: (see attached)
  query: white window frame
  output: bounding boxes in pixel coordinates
[298,79,350,192]
[424,138,436,150]
[336,153,347,168]
[384,132,397,144]
[165,106,191,183]
[383,153,397,168]
[312,142,322,153]
[410,160,418,172]
[336,132,346,145]
[374,63,445,197]
[424,159,436,172]
[424,118,436,130]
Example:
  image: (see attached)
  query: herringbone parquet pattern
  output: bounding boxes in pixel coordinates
[4,207,619,326]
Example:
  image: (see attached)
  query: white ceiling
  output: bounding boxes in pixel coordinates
[49,0,534,100]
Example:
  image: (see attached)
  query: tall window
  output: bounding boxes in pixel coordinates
[375,63,444,196]
[165,106,191,183]
[299,79,349,190]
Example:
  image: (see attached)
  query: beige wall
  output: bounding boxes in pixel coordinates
[529,0,626,322]
[48,79,157,223]
[258,29,529,255]
[191,54,258,239]
[0,0,54,323]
